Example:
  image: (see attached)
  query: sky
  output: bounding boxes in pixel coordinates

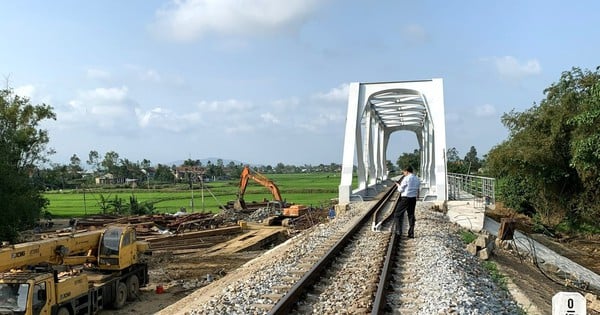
[1,0,599,167]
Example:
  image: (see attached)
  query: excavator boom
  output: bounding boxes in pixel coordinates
[235,166,284,210]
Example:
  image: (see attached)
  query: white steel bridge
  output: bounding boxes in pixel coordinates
[338,79,447,204]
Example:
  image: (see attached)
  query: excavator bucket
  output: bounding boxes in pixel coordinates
[233,199,246,211]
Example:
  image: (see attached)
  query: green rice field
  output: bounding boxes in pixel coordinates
[44,172,348,217]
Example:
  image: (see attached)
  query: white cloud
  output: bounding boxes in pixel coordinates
[261,112,280,124]
[82,86,129,101]
[401,24,429,44]
[135,107,204,132]
[224,123,255,134]
[140,69,161,82]
[14,84,36,98]
[58,86,134,131]
[313,83,349,102]
[126,65,156,81]
[475,104,496,117]
[152,0,322,41]
[197,99,254,113]
[272,97,300,109]
[90,104,129,117]
[445,112,462,124]
[492,56,541,78]
[86,68,111,80]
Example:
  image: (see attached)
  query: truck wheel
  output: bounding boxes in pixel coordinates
[126,274,140,301]
[112,282,128,309]
[57,306,70,315]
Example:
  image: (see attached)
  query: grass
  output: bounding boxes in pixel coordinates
[481,261,508,291]
[481,261,528,314]
[458,229,477,244]
[44,172,346,217]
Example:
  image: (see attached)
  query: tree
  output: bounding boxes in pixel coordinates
[101,151,119,174]
[140,158,151,170]
[275,162,285,173]
[0,88,56,241]
[216,159,224,177]
[463,146,481,174]
[183,158,200,167]
[154,164,174,182]
[396,149,420,172]
[386,160,395,173]
[87,150,100,172]
[446,147,466,173]
[69,154,83,176]
[487,67,600,230]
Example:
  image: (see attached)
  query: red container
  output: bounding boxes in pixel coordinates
[156,285,164,294]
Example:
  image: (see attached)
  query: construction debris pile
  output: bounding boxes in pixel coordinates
[29,205,329,257]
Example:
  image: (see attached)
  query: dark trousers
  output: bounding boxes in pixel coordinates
[396,196,417,237]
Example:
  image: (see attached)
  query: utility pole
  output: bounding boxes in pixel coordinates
[82,184,87,216]
[201,176,205,211]
[190,174,194,212]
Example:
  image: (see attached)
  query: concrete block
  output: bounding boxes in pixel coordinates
[587,294,600,313]
[540,263,560,274]
[477,247,492,260]
[475,234,493,248]
[585,293,600,313]
[335,203,349,214]
[494,239,508,250]
[591,300,600,313]
[466,242,478,255]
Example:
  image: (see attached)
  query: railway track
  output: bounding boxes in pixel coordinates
[178,184,522,315]
[267,186,400,314]
[159,185,518,315]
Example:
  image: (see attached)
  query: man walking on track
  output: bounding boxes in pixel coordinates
[395,166,420,238]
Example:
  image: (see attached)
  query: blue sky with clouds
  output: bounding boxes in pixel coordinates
[1,0,598,166]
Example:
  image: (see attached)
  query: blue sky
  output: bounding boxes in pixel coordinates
[2,1,598,166]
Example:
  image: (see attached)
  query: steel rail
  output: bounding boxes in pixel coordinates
[371,221,400,314]
[268,185,397,315]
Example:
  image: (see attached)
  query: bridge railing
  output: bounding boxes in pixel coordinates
[447,173,495,209]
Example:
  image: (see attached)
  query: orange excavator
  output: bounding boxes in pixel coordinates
[233,166,284,211]
[233,166,307,220]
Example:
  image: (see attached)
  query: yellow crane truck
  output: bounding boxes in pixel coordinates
[0,225,149,315]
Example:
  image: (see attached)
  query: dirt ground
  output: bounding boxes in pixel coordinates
[486,204,600,276]
[487,206,600,315]
[110,231,599,314]
[41,214,600,314]
[99,251,266,314]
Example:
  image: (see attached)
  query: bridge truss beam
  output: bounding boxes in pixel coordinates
[339,79,447,203]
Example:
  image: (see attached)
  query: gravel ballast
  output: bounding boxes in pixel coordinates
[158,201,522,315]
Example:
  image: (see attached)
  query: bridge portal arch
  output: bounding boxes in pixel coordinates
[338,79,447,203]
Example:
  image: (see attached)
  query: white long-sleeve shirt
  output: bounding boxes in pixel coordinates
[397,173,420,198]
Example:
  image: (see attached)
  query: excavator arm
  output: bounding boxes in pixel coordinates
[237,166,251,199]
[235,166,283,210]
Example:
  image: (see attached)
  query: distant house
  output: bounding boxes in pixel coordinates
[95,173,125,185]
[173,166,206,182]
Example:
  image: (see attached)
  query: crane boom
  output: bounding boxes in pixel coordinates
[0,230,102,272]
[0,225,148,272]
[0,225,150,314]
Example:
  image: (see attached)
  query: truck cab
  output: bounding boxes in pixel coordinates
[0,272,55,315]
